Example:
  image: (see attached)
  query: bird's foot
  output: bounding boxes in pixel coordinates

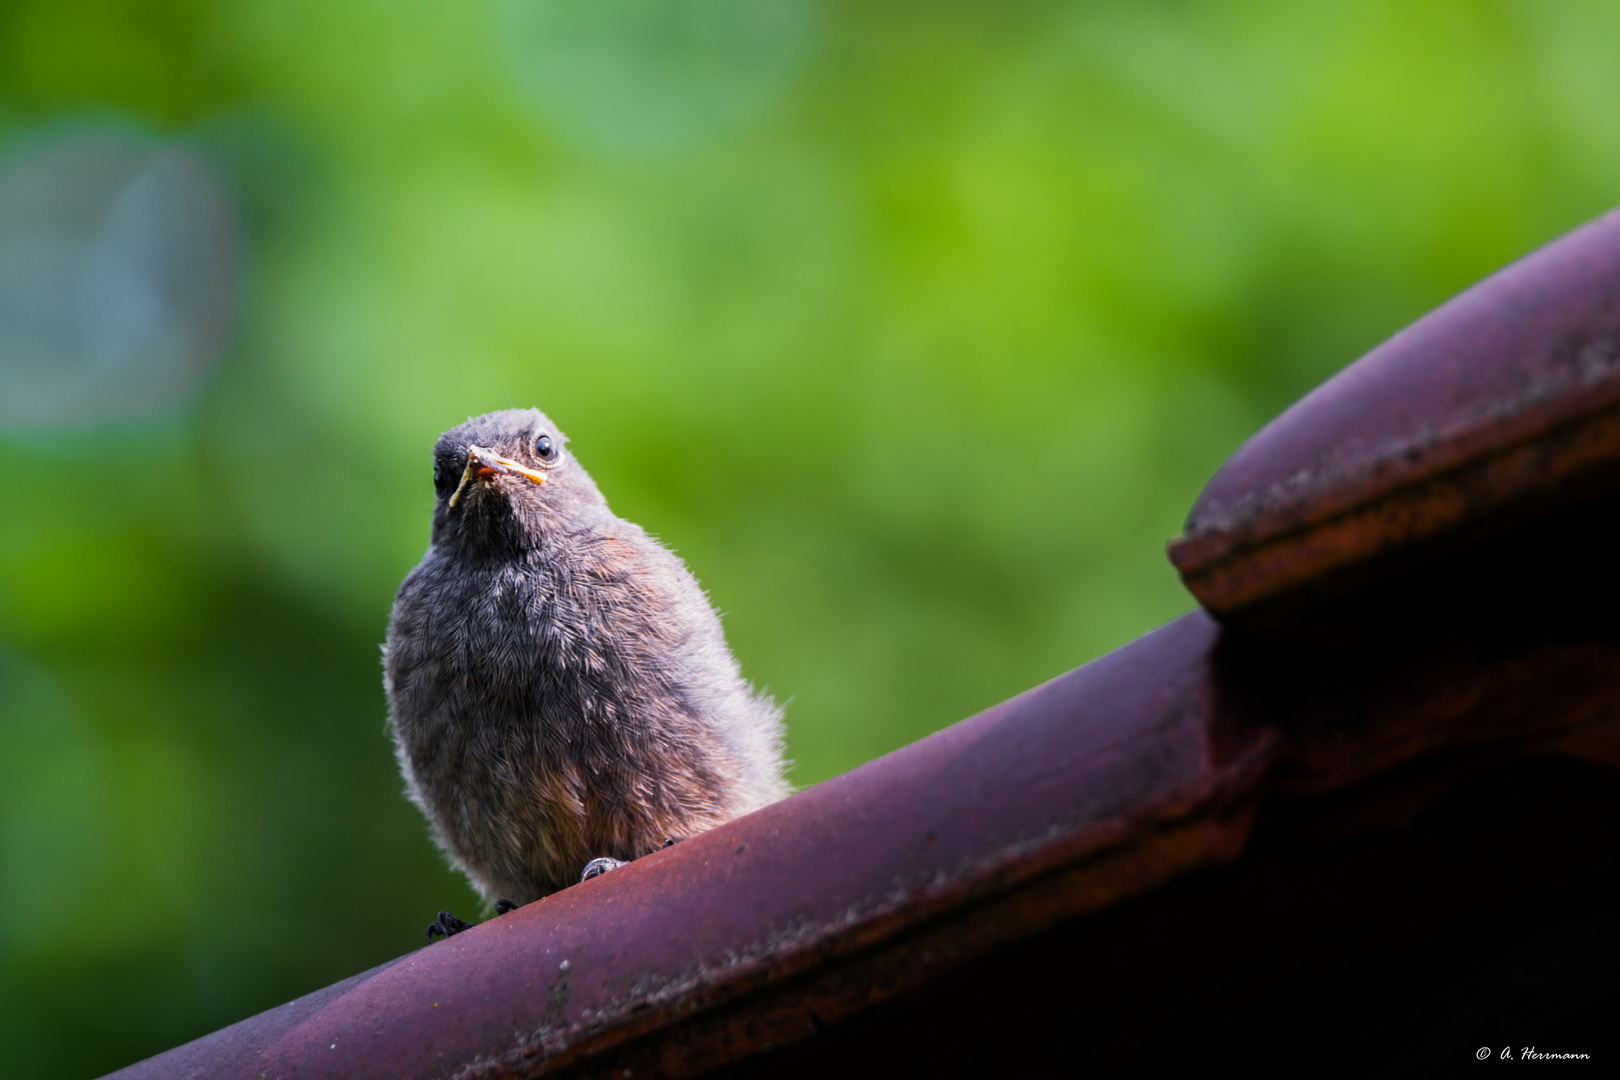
[575,842,678,885]
[425,899,520,942]
[426,910,474,942]
[580,856,628,881]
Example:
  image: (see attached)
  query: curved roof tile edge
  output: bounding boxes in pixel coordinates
[1170,206,1620,617]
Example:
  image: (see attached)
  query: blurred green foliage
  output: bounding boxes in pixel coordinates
[2,1,1620,1075]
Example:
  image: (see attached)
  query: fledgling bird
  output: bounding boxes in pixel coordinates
[384,409,789,922]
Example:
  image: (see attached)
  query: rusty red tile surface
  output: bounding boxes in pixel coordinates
[107,557,1620,1077]
[1170,207,1620,618]
[106,613,1276,1080]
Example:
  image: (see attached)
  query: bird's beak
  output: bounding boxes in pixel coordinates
[448,445,547,508]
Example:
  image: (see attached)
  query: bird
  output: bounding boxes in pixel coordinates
[383,408,789,935]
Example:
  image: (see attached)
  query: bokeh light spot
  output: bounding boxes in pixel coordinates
[0,130,238,428]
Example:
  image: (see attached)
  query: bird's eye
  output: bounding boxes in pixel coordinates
[534,434,555,461]
[433,456,457,498]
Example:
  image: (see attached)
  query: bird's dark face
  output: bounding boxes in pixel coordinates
[427,408,604,556]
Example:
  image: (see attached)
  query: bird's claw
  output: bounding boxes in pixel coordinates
[425,910,475,943]
[425,900,519,943]
[580,856,628,881]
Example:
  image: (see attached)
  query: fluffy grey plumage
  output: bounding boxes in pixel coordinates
[384,408,789,905]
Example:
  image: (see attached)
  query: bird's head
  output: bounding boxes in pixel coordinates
[428,408,604,555]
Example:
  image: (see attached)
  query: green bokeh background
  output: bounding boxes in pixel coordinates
[2,1,1619,1075]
